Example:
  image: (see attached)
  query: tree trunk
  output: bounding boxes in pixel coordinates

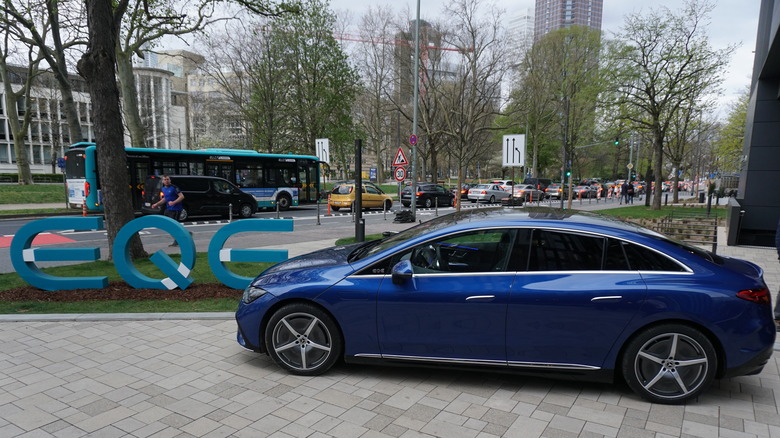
[78,0,146,260]
[651,130,664,210]
[116,51,147,148]
[2,89,33,185]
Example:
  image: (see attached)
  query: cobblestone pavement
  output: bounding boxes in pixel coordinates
[0,226,779,437]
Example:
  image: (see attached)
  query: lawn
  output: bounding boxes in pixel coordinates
[0,183,67,204]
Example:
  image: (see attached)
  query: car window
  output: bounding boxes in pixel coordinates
[527,229,605,271]
[403,229,515,274]
[623,242,687,271]
[213,180,232,194]
[337,185,353,195]
[366,186,380,195]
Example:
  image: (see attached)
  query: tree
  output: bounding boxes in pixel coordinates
[714,87,749,174]
[0,0,87,146]
[608,0,733,209]
[0,4,46,184]
[353,5,398,184]
[434,0,508,205]
[77,0,294,261]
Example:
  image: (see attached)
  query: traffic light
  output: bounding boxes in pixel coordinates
[565,169,571,177]
[614,138,620,145]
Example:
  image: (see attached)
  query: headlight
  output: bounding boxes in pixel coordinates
[242,285,269,304]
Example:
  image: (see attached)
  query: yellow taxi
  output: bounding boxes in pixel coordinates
[328,182,393,212]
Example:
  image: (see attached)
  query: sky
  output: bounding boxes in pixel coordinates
[328,0,761,119]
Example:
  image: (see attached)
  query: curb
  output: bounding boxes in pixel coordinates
[0,312,234,323]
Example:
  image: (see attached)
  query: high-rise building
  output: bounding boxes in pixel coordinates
[533,0,603,40]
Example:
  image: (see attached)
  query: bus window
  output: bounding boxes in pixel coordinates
[65,152,86,178]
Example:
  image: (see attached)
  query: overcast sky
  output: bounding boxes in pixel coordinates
[329,0,760,119]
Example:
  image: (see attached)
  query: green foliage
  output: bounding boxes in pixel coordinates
[249,0,359,157]
[0,299,238,314]
[0,183,67,204]
[0,255,272,291]
[715,88,749,173]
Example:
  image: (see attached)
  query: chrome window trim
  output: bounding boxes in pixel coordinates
[351,225,693,276]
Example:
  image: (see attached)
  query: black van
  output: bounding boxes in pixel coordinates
[141,175,257,221]
[523,177,553,191]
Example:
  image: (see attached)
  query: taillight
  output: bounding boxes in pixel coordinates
[84,182,90,198]
[416,192,423,196]
[736,288,771,305]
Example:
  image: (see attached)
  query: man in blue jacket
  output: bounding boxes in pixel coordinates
[152,175,185,246]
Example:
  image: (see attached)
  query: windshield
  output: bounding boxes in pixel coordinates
[352,208,501,261]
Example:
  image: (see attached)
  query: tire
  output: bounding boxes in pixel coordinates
[402,202,410,207]
[384,200,392,211]
[276,194,292,211]
[622,324,717,404]
[470,199,476,203]
[239,203,254,218]
[331,206,340,212]
[264,303,342,376]
[489,195,495,204]
[422,197,432,208]
[178,207,189,222]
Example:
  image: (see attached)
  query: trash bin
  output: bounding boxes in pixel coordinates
[699,193,705,203]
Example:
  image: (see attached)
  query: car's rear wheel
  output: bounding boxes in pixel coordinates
[238,203,254,218]
[423,197,433,208]
[622,324,716,404]
[489,195,495,204]
[331,206,340,211]
[265,303,342,376]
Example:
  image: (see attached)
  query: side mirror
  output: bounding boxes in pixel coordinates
[391,260,414,285]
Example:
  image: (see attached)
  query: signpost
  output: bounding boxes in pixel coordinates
[502,134,526,167]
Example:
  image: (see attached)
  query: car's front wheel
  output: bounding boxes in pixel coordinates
[276,194,292,211]
[178,207,189,222]
[238,203,254,218]
[265,303,342,376]
[622,324,717,404]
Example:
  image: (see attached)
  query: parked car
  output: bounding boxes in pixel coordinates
[235,207,775,404]
[141,175,257,221]
[572,184,597,199]
[468,183,511,204]
[507,184,546,202]
[451,183,475,199]
[490,180,517,191]
[522,177,553,191]
[328,182,393,212]
[400,183,454,208]
[545,183,569,200]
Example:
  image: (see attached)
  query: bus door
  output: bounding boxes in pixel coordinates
[205,162,233,182]
[127,156,150,210]
[298,160,318,203]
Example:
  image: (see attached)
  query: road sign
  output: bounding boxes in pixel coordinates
[392,147,409,166]
[502,135,526,167]
[315,138,330,164]
[627,163,634,169]
[394,166,406,182]
[409,135,417,146]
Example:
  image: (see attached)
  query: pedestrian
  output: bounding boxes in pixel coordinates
[627,183,635,204]
[620,182,629,205]
[774,218,780,325]
[152,175,185,246]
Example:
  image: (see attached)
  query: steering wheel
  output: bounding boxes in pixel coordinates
[414,244,447,271]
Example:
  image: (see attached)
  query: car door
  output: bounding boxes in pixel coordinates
[363,185,382,208]
[505,229,647,369]
[376,228,515,363]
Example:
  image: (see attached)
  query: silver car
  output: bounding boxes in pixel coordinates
[468,183,511,203]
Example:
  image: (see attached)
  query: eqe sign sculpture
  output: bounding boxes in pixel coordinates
[10,216,293,291]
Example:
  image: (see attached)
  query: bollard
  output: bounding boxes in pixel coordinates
[82,202,87,217]
[229,203,233,222]
[276,200,280,219]
[435,197,438,216]
[327,194,331,215]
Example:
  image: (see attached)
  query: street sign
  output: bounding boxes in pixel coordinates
[315,138,330,164]
[409,134,417,145]
[392,147,409,166]
[502,135,526,167]
[627,163,634,169]
[394,166,406,182]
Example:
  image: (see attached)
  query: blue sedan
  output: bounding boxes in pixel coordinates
[236,207,775,404]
